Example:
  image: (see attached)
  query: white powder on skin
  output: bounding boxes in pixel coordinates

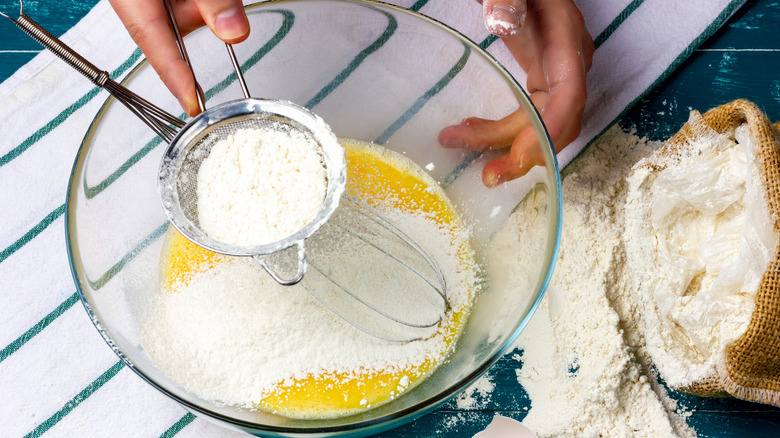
[492,126,696,437]
[485,5,523,36]
[486,16,518,35]
[196,125,326,246]
[624,119,777,388]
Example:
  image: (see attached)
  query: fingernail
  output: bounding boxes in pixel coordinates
[178,93,201,117]
[177,95,189,114]
[438,128,465,149]
[215,8,248,40]
[439,136,465,149]
[483,170,504,188]
[486,5,522,36]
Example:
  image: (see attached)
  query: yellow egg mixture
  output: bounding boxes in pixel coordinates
[159,139,475,418]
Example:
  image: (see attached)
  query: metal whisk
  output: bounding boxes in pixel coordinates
[3,0,450,342]
[0,1,185,142]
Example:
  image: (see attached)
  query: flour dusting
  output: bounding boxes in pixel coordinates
[455,373,495,409]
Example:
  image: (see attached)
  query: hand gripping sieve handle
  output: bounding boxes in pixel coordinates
[162,0,207,113]
[11,14,110,87]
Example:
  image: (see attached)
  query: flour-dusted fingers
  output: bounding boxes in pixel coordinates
[481,125,543,187]
[480,0,527,36]
[192,0,249,43]
[438,109,530,152]
[110,0,203,115]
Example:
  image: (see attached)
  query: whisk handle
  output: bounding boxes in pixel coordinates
[13,14,109,87]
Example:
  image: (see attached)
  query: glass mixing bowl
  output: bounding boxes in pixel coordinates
[66,0,561,436]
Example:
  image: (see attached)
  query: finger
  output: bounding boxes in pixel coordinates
[109,0,201,115]
[481,0,527,37]
[528,1,590,151]
[537,58,587,152]
[482,125,543,187]
[438,110,531,152]
[529,86,583,155]
[192,0,250,43]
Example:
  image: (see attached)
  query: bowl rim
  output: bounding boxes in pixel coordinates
[65,0,562,434]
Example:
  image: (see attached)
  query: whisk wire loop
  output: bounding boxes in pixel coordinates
[336,198,448,306]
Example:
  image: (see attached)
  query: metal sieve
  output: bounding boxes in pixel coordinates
[159,98,346,284]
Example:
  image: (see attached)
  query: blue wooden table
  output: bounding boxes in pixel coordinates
[2,0,779,437]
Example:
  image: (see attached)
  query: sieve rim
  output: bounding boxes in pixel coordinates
[157,97,346,256]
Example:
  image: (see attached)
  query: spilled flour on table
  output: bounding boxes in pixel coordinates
[455,373,495,409]
[493,126,696,437]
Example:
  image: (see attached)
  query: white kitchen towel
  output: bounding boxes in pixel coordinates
[0,0,744,437]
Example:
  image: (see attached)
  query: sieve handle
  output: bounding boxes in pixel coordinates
[226,43,251,98]
[253,241,307,286]
[11,14,109,87]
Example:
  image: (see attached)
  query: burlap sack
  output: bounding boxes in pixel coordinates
[650,99,780,405]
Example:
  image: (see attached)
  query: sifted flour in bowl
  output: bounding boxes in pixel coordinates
[138,139,478,418]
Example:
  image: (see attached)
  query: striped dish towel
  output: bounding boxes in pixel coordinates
[0,0,744,437]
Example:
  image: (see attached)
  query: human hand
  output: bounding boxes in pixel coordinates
[438,0,593,187]
[109,0,250,116]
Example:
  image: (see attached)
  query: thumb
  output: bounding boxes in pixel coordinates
[482,0,527,36]
[193,0,250,43]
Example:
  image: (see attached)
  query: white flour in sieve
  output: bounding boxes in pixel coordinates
[196,125,327,246]
[488,126,696,437]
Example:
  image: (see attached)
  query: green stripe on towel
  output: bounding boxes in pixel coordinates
[306,5,397,109]
[0,49,143,168]
[23,360,125,438]
[85,223,169,290]
[0,203,65,264]
[594,0,645,49]
[0,291,79,364]
[160,413,196,438]
[375,43,471,144]
[409,0,431,11]
[480,33,499,50]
